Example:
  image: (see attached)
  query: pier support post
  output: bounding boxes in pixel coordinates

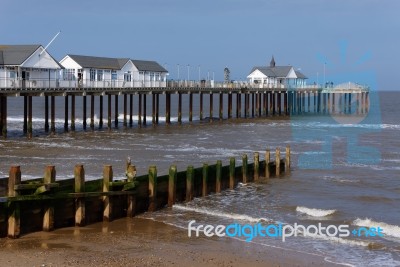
[332,93,336,114]
[143,94,147,126]
[228,93,232,118]
[178,92,182,124]
[1,96,6,138]
[216,160,222,193]
[242,154,248,183]
[148,166,157,211]
[229,157,235,189]
[202,163,208,197]
[90,95,95,130]
[45,95,49,132]
[263,92,267,116]
[251,93,255,118]
[265,149,270,179]
[43,165,56,231]
[199,92,203,120]
[348,93,352,114]
[124,94,128,127]
[114,95,119,128]
[71,95,75,131]
[275,148,281,177]
[51,96,55,134]
[156,93,159,124]
[138,94,142,127]
[219,93,223,120]
[28,95,33,138]
[209,93,213,122]
[254,152,260,181]
[99,95,103,129]
[166,93,171,125]
[245,93,249,118]
[168,165,177,207]
[284,92,288,115]
[8,166,21,238]
[23,96,27,134]
[103,165,113,221]
[64,95,69,132]
[236,93,239,118]
[152,93,156,126]
[74,165,85,226]
[129,94,133,127]
[286,145,291,173]
[186,166,194,202]
[277,92,281,116]
[189,93,193,122]
[82,95,87,130]
[107,94,112,129]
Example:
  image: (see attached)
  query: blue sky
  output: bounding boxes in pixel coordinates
[1,0,398,90]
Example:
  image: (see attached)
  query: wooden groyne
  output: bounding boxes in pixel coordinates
[0,86,369,138]
[0,146,290,238]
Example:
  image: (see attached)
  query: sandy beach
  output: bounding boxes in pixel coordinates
[0,217,344,267]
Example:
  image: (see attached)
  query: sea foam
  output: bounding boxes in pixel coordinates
[353,218,400,239]
[296,206,336,217]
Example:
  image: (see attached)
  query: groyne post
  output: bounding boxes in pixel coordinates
[148,166,157,211]
[103,165,113,221]
[216,160,222,193]
[242,154,248,183]
[43,165,56,231]
[126,164,136,217]
[168,165,177,207]
[275,147,281,177]
[254,152,259,181]
[265,149,270,179]
[229,157,235,189]
[74,164,85,226]
[8,166,21,238]
[285,145,291,172]
[202,163,208,197]
[186,166,194,202]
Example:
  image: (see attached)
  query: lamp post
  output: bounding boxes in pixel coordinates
[187,64,190,81]
[198,65,201,81]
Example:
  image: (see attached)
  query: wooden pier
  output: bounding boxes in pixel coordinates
[0,83,369,138]
[0,146,289,238]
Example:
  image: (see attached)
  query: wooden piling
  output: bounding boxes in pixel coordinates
[152,93,156,125]
[199,92,203,120]
[124,94,128,127]
[242,154,248,183]
[189,93,193,122]
[103,165,113,221]
[277,92,281,116]
[156,93,159,124]
[64,95,68,132]
[99,95,104,129]
[251,93,255,118]
[23,96,27,134]
[168,165,177,207]
[89,95,95,130]
[148,166,157,211]
[51,95,55,134]
[209,93,213,122]
[229,157,235,189]
[265,149,270,179]
[82,95,87,130]
[107,94,112,129]
[275,147,281,177]
[285,145,291,172]
[216,160,222,193]
[1,96,6,137]
[166,93,171,124]
[228,93,232,118]
[186,166,194,202]
[143,94,147,126]
[8,166,21,238]
[43,165,56,231]
[45,96,49,132]
[114,95,119,128]
[138,94,142,127]
[28,95,33,138]
[254,152,259,181]
[202,163,208,197]
[219,93,223,120]
[129,94,133,127]
[126,164,136,217]
[178,92,182,124]
[74,164,85,226]
[71,95,76,131]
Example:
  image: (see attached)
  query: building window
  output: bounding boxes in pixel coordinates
[155,73,160,81]
[111,70,117,80]
[63,69,75,81]
[97,70,103,81]
[9,71,16,79]
[149,72,155,81]
[124,71,132,82]
[90,69,96,81]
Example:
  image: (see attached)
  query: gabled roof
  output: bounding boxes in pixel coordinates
[249,66,307,79]
[67,55,130,70]
[131,60,167,72]
[0,45,41,65]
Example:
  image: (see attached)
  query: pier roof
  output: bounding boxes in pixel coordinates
[249,66,307,79]
[0,45,41,65]
[131,60,167,72]
[67,55,130,70]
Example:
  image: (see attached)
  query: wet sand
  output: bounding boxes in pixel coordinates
[0,217,344,267]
